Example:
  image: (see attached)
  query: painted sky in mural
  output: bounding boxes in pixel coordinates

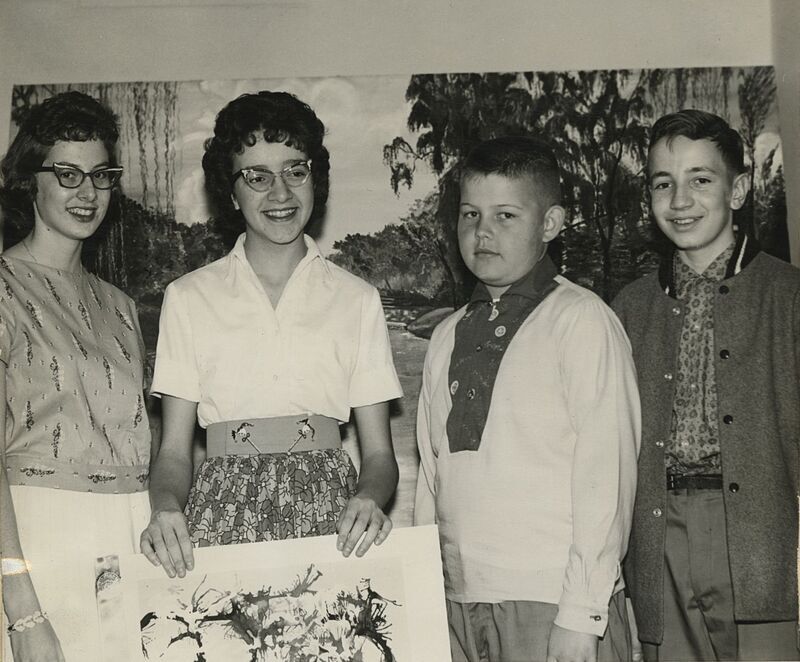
[124,76,439,254]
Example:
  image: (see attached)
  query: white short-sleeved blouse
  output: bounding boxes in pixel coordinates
[150,234,402,428]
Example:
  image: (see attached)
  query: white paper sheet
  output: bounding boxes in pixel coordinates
[96,524,450,661]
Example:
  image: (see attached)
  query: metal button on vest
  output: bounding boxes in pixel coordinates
[475,344,482,352]
[450,380,459,395]
[495,325,507,338]
[653,507,662,517]
[672,306,681,316]
[466,388,476,400]
[664,373,673,381]
[655,440,664,448]
[729,482,740,493]
[723,414,733,424]
[719,285,730,294]
[720,349,730,360]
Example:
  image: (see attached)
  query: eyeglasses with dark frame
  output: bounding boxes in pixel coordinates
[35,162,124,190]
[231,160,312,192]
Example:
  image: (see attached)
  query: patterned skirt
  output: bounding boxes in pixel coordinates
[184,449,358,547]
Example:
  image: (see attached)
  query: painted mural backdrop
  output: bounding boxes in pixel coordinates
[6,68,786,523]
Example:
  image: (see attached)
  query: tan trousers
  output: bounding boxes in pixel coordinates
[642,489,799,662]
[447,590,631,662]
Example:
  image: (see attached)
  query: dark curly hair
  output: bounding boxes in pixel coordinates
[0,91,120,245]
[202,91,330,240]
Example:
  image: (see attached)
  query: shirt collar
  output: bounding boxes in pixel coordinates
[227,233,332,279]
[673,241,735,289]
[658,230,760,297]
[469,254,559,304]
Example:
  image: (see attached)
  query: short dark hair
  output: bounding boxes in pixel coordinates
[0,91,120,230]
[648,109,746,176]
[460,135,562,208]
[202,91,330,236]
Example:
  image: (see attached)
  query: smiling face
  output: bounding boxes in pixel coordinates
[648,136,748,270]
[33,139,112,242]
[230,138,314,250]
[458,173,564,298]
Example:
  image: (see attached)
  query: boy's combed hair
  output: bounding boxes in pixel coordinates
[202,90,330,235]
[649,109,746,175]
[460,135,562,207]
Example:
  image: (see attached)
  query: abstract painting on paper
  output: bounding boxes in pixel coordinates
[96,524,450,661]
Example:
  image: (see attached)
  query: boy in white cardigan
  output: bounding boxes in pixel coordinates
[414,136,640,662]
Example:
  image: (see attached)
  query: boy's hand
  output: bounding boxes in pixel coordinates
[546,623,598,662]
[336,494,392,558]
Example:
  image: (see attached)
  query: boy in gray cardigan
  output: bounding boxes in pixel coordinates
[612,109,799,661]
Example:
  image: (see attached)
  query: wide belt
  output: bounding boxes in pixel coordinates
[206,415,341,457]
[666,473,723,491]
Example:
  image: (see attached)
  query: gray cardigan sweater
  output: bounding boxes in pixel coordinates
[612,240,800,644]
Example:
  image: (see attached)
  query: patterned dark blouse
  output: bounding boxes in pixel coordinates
[0,256,150,492]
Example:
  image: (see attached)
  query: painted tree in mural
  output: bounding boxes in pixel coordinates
[532,69,654,296]
[383,72,542,305]
[736,67,786,256]
[646,67,734,121]
[329,194,447,302]
[384,70,657,301]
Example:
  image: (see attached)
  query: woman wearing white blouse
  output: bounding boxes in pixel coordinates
[140,91,402,578]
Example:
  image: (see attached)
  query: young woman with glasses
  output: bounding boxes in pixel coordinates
[0,91,151,661]
[140,91,402,578]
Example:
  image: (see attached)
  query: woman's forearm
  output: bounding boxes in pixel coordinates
[147,395,199,513]
[148,449,194,513]
[352,401,398,509]
[355,449,398,509]
[1,467,42,622]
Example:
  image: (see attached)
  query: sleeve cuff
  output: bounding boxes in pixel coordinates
[554,601,609,637]
[349,365,403,408]
[150,358,201,402]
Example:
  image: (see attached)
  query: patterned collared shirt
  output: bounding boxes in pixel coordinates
[667,243,735,474]
[446,256,559,452]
